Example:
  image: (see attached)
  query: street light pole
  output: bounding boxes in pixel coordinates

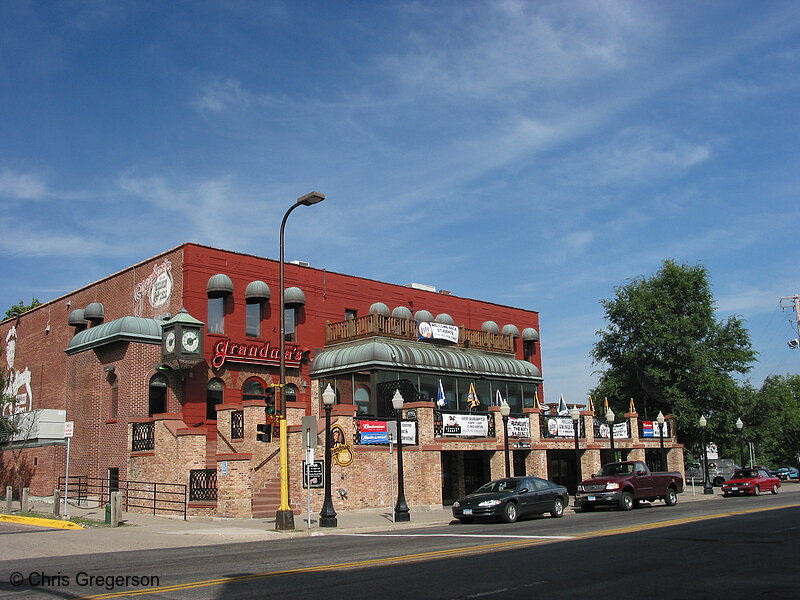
[657,411,666,471]
[319,384,337,527]
[571,405,582,487]
[699,415,713,495]
[500,400,511,477]
[606,408,616,462]
[736,417,744,467]
[276,191,325,531]
[392,389,410,522]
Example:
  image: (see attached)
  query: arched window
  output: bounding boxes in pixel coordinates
[354,386,370,415]
[148,374,168,416]
[243,379,276,415]
[284,383,297,404]
[206,378,224,421]
[108,372,119,418]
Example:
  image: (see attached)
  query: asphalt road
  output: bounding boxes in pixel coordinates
[1,492,798,599]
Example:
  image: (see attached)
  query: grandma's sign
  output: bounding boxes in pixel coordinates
[211,339,303,369]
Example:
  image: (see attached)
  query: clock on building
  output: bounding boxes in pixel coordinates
[160,308,205,370]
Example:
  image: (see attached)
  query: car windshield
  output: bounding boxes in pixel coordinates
[598,463,634,476]
[474,479,518,494]
[734,469,758,478]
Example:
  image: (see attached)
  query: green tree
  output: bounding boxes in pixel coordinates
[5,298,41,319]
[738,375,800,467]
[591,260,756,450]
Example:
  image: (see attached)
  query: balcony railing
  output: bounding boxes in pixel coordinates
[325,313,515,354]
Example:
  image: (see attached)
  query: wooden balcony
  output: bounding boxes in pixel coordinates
[325,313,515,354]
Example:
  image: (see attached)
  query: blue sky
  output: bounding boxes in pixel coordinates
[2,1,799,405]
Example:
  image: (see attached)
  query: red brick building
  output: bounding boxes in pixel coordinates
[1,243,683,518]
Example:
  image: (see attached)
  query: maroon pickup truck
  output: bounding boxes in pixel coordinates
[575,461,684,511]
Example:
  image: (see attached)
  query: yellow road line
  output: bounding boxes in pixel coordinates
[77,502,800,600]
[0,514,84,530]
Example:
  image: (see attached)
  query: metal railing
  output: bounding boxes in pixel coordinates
[325,313,514,354]
[131,422,155,451]
[58,475,187,519]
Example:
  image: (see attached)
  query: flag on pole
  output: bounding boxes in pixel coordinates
[628,397,636,414]
[587,396,595,412]
[603,397,609,412]
[533,388,540,409]
[467,382,480,410]
[437,379,446,407]
[557,394,570,416]
[495,389,504,407]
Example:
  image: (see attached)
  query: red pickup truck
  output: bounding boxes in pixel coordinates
[575,461,684,511]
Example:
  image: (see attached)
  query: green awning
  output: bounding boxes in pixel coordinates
[66,316,163,354]
[310,338,542,381]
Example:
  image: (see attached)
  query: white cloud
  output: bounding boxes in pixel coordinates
[0,169,47,200]
[0,218,107,257]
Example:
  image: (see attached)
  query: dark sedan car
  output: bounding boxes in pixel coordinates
[452,476,568,523]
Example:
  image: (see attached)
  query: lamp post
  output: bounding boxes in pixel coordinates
[657,411,666,471]
[392,389,410,522]
[606,408,616,462]
[319,384,337,527]
[276,191,325,531]
[500,400,511,477]
[699,415,713,495]
[736,417,745,468]
[571,405,582,486]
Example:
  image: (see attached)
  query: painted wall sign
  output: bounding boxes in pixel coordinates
[133,259,173,316]
[2,327,32,417]
[211,339,303,369]
[441,413,489,437]
[417,321,459,344]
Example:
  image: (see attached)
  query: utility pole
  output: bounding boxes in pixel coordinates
[780,295,800,348]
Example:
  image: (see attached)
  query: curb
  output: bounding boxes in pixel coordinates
[0,514,84,530]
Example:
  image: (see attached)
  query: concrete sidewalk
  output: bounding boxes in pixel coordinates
[0,487,742,560]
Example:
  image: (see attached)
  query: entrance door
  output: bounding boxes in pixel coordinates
[513,450,529,476]
[547,450,580,494]
[463,451,489,495]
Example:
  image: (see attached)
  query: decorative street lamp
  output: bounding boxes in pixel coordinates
[606,407,616,462]
[500,400,511,477]
[736,417,745,468]
[276,191,325,531]
[571,405,582,486]
[699,415,713,495]
[657,411,666,471]
[319,384,337,527]
[392,389,410,522]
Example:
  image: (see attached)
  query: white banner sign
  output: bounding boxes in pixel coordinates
[597,421,629,439]
[545,417,578,437]
[418,321,459,343]
[508,416,530,438]
[442,413,489,437]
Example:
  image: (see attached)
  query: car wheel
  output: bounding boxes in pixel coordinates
[550,497,565,518]
[619,491,634,511]
[713,477,725,487]
[665,488,678,506]
[753,485,761,496]
[502,502,518,523]
[771,485,779,495]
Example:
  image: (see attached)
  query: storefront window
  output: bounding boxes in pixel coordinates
[522,383,537,408]
[284,307,297,342]
[354,387,370,415]
[506,382,522,413]
[284,383,297,404]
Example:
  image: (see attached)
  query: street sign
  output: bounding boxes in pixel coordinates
[64,421,74,438]
[301,416,317,449]
[387,421,397,443]
[302,460,324,489]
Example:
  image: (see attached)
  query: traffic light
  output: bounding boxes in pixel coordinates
[256,423,271,443]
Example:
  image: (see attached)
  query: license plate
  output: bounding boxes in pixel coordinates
[463,508,473,515]
[731,487,738,491]
[588,496,596,501]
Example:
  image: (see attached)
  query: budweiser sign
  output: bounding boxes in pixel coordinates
[211,339,304,369]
